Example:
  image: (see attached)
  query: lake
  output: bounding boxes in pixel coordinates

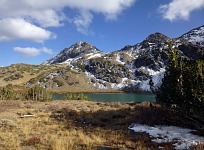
[53,93,155,103]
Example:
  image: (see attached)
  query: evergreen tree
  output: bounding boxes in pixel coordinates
[153,43,204,117]
[182,59,204,116]
[155,44,182,107]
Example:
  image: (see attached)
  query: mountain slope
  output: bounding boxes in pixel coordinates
[1,25,203,93]
[41,25,204,92]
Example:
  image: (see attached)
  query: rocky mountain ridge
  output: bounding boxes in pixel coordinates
[180,25,204,47]
[41,25,203,92]
[43,41,105,65]
[1,25,203,92]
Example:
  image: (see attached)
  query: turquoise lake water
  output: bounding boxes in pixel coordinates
[53,93,155,103]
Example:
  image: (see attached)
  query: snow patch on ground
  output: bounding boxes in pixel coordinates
[129,124,204,150]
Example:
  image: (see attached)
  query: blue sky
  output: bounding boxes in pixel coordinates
[0,0,204,66]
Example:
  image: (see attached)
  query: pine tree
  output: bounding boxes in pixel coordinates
[153,43,204,118]
[182,59,204,116]
[155,43,182,107]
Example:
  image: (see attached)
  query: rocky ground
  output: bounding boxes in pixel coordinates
[0,100,203,150]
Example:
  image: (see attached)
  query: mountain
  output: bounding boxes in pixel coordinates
[43,41,105,65]
[180,25,204,47]
[41,25,204,92]
[1,25,203,93]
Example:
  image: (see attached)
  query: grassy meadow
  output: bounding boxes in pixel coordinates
[0,100,203,150]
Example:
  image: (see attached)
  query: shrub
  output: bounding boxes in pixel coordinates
[4,73,24,81]
[0,84,19,100]
[39,77,46,83]
[28,78,36,84]
[53,78,64,87]
[62,94,89,101]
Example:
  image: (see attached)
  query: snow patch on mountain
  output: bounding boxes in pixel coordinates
[110,78,129,89]
[181,25,204,47]
[85,72,108,90]
[87,53,104,59]
[138,68,165,91]
[60,58,75,65]
[116,54,125,64]
[125,62,136,73]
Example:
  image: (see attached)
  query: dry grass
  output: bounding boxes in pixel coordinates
[0,100,22,113]
[0,64,123,93]
[191,143,204,150]
[0,100,203,150]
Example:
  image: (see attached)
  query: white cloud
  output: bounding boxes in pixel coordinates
[0,18,55,43]
[0,0,136,35]
[73,10,93,34]
[29,9,64,27]
[14,47,41,57]
[159,0,204,21]
[22,0,135,20]
[40,47,54,54]
[14,47,53,57]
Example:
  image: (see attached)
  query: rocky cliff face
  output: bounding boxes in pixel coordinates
[42,25,204,92]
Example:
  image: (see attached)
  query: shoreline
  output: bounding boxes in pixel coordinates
[50,90,153,94]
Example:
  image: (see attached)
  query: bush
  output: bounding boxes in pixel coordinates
[53,78,64,87]
[62,94,89,101]
[28,78,36,84]
[4,73,24,81]
[0,84,19,100]
[39,77,46,83]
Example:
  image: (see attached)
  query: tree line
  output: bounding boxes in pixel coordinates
[0,85,52,101]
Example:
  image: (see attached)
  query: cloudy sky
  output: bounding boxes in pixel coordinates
[1,0,204,66]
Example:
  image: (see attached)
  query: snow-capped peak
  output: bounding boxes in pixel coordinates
[180,25,204,47]
[43,41,102,65]
[42,25,203,92]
